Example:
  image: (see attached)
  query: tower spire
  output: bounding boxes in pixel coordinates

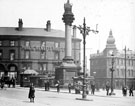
[109,29,112,36]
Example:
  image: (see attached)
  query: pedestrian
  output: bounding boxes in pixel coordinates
[44,80,47,91]
[55,80,60,93]
[68,82,72,93]
[122,86,127,96]
[106,82,110,96]
[28,83,35,103]
[129,86,134,96]
[47,80,50,91]
[0,77,5,89]
[91,83,95,95]
[11,77,16,88]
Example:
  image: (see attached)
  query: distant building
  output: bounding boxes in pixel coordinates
[90,30,135,89]
[0,19,81,83]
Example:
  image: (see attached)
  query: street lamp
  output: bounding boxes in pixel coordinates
[77,17,98,99]
[124,46,127,87]
[110,54,115,95]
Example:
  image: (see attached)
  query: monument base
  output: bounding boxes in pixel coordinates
[55,57,81,87]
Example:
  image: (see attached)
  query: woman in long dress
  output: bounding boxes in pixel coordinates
[28,83,35,102]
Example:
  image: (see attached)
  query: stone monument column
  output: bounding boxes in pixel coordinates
[55,0,80,86]
[62,0,74,62]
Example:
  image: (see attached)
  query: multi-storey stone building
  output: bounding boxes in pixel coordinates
[0,19,81,83]
[90,30,135,89]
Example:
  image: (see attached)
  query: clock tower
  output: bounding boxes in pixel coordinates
[103,29,117,56]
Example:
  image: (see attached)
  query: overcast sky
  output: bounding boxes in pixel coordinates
[0,0,135,69]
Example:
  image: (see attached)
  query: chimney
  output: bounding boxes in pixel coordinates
[73,25,76,38]
[46,20,51,31]
[18,18,23,31]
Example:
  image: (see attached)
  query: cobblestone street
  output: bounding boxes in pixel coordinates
[0,86,134,106]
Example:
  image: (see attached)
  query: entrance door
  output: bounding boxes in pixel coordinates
[0,64,6,77]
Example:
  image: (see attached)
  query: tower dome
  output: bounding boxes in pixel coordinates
[107,29,115,44]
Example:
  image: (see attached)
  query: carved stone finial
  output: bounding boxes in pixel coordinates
[62,0,74,26]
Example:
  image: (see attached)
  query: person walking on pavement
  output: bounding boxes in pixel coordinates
[44,80,47,91]
[122,86,127,96]
[129,86,134,96]
[47,80,50,91]
[106,82,110,96]
[28,83,35,103]
[91,83,95,95]
[55,80,60,93]
[68,82,72,93]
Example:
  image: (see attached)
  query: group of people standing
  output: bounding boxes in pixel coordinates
[122,86,134,96]
[28,80,134,103]
[0,76,16,89]
[105,82,134,96]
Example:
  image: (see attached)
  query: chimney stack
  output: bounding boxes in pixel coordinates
[18,18,23,31]
[46,20,51,31]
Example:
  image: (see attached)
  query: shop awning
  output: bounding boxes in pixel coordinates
[22,69,39,75]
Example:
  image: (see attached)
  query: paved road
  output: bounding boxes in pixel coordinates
[0,86,134,106]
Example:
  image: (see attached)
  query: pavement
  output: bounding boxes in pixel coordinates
[0,85,135,106]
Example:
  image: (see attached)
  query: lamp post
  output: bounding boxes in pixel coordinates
[93,71,96,83]
[110,54,115,95]
[77,18,98,99]
[124,46,127,87]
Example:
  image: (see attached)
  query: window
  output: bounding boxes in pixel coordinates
[117,69,119,77]
[39,64,43,71]
[41,51,46,59]
[132,60,133,66]
[25,51,30,59]
[41,42,46,47]
[55,42,59,48]
[43,64,47,71]
[25,41,30,47]
[10,41,15,46]
[128,69,130,76]
[117,59,119,65]
[10,66,16,71]
[131,70,133,77]
[128,60,130,66]
[121,59,123,65]
[9,50,15,61]
[55,52,59,60]
[0,50,3,59]
[121,69,124,76]
[0,41,2,46]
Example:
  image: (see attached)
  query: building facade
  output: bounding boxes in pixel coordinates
[90,30,135,89]
[0,19,81,83]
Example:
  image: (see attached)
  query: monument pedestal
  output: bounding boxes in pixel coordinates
[55,57,80,87]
